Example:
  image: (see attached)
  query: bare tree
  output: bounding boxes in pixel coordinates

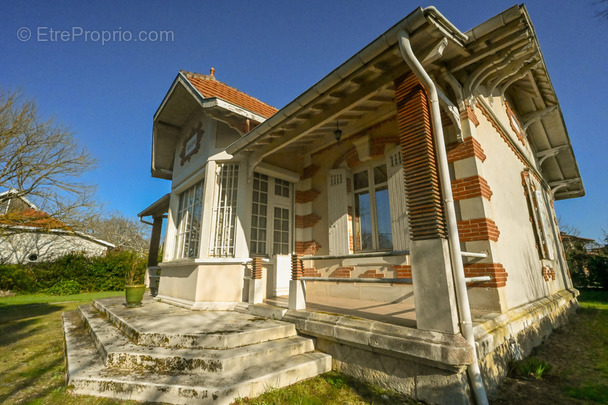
[82,210,149,254]
[0,88,98,224]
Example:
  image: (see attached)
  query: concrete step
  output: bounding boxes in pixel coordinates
[78,304,314,373]
[63,311,331,405]
[92,296,297,349]
[235,302,288,319]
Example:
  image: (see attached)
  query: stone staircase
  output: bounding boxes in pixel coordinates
[62,296,331,404]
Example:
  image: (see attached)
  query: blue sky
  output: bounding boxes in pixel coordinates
[1,1,607,240]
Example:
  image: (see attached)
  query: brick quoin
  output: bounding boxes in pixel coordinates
[457,218,500,242]
[295,241,321,256]
[391,265,412,281]
[451,176,493,201]
[303,267,321,277]
[295,189,320,203]
[370,136,399,158]
[447,136,486,163]
[331,266,353,278]
[460,106,480,127]
[359,269,385,279]
[463,263,507,287]
[295,213,321,229]
[300,165,319,180]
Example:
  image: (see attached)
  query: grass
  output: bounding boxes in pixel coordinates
[492,288,608,404]
[0,291,123,307]
[0,291,416,405]
[231,371,419,405]
[2,289,607,404]
[0,291,132,405]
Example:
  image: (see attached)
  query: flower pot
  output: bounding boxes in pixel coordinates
[125,284,146,307]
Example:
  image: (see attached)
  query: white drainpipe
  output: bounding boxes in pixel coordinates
[398,29,489,405]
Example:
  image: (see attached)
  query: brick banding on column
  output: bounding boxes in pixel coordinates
[457,218,500,242]
[295,213,321,229]
[331,266,353,278]
[451,175,493,201]
[291,254,303,280]
[251,257,263,280]
[395,72,447,240]
[295,189,321,203]
[447,136,486,163]
[464,263,507,287]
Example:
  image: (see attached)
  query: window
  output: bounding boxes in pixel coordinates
[327,147,408,255]
[522,170,554,260]
[210,163,239,257]
[353,164,393,251]
[250,173,269,255]
[250,173,292,256]
[273,207,290,255]
[174,180,203,258]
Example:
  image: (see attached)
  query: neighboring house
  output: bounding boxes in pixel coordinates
[141,5,583,402]
[0,191,114,263]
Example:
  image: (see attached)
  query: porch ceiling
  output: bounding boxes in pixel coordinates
[226,5,583,200]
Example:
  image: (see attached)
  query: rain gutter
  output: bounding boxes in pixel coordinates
[398,22,489,405]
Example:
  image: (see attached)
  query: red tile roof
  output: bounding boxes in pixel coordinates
[181,69,278,119]
[0,209,71,231]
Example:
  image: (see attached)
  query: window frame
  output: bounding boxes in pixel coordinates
[174,179,204,259]
[352,162,393,252]
[249,172,292,257]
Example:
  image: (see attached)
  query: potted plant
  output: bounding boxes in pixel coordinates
[124,251,146,307]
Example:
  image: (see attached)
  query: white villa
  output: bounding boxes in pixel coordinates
[138,5,584,403]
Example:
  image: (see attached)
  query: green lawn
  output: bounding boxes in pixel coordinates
[491,289,608,404]
[1,290,607,404]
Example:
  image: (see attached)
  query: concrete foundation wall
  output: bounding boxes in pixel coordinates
[288,287,578,404]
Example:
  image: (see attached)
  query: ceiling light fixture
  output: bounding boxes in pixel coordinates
[334,120,343,143]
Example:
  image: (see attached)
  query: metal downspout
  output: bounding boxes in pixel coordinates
[397,30,489,405]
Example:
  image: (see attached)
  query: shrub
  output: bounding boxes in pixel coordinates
[47,279,82,295]
[0,265,36,293]
[0,250,148,293]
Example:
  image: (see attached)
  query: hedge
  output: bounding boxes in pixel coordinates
[0,250,147,294]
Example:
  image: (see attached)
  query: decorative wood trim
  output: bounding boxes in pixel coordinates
[180,122,203,166]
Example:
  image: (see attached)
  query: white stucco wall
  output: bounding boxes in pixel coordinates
[0,230,110,264]
[474,95,570,311]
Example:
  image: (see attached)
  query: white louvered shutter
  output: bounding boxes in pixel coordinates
[536,190,555,260]
[327,169,350,255]
[386,147,409,250]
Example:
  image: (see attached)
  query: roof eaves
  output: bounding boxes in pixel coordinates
[225,7,429,156]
